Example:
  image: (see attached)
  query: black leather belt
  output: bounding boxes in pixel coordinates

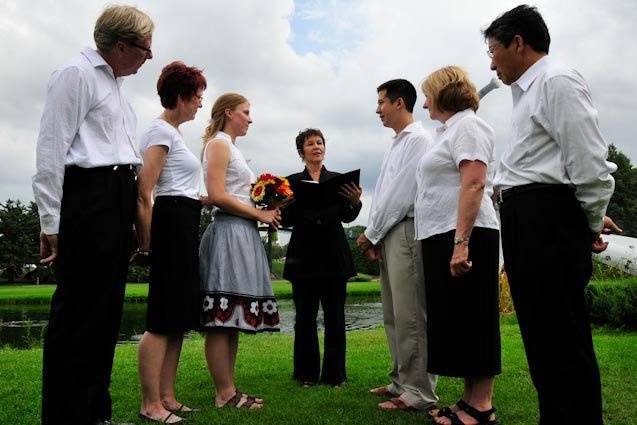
[66,164,138,176]
[497,183,573,205]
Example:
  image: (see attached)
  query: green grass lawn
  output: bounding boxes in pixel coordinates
[0,280,382,304]
[0,323,636,424]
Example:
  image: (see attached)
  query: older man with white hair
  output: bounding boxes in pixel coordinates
[32,5,154,424]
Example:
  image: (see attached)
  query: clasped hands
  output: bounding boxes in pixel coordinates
[356,233,381,262]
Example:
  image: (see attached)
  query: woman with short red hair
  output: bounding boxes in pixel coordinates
[135,61,206,423]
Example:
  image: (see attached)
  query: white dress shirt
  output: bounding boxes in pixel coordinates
[139,119,201,200]
[494,56,616,232]
[414,109,499,241]
[364,121,431,245]
[32,48,141,234]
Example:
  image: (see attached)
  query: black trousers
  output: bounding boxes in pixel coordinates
[291,279,347,385]
[500,185,603,425]
[42,165,137,425]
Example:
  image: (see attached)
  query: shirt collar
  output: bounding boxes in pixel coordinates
[435,108,474,135]
[513,55,550,92]
[393,121,422,142]
[81,47,117,78]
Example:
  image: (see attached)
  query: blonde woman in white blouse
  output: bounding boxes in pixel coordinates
[415,66,501,425]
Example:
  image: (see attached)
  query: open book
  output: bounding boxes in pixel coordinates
[289,169,360,208]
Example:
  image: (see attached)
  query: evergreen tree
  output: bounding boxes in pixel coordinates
[607,144,637,237]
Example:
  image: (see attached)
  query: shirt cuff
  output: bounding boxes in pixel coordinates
[40,215,60,235]
[364,227,382,245]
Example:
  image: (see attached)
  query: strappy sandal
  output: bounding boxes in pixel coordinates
[217,391,263,410]
[437,400,500,425]
[237,389,264,404]
[378,397,417,411]
[430,399,463,417]
[138,411,187,423]
[167,404,199,415]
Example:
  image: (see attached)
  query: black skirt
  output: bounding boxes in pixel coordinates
[421,227,501,377]
[146,196,202,334]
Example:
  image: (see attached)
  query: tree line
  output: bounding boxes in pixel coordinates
[1,145,635,283]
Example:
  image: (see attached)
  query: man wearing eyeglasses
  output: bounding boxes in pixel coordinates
[483,5,619,425]
[32,5,154,425]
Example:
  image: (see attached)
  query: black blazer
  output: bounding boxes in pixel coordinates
[282,166,362,281]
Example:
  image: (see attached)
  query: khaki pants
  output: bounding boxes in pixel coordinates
[379,218,438,409]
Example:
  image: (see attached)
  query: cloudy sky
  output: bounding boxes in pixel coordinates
[1,0,636,226]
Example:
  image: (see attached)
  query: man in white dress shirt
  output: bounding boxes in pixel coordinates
[357,79,438,411]
[484,5,618,424]
[32,5,153,425]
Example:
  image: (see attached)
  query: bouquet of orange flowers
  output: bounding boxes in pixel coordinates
[250,173,294,242]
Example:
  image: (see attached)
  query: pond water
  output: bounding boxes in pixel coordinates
[0,297,383,350]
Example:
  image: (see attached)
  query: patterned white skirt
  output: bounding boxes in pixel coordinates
[199,213,279,332]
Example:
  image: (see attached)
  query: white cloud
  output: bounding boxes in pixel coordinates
[1,0,636,228]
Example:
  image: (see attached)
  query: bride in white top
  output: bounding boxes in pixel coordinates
[199,93,281,409]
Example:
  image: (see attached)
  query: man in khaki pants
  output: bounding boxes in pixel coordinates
[357,79,438,411]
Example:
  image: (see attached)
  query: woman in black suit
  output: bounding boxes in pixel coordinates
[283,128,362,387]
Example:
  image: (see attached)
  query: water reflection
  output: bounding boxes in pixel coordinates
[0,297,383,350]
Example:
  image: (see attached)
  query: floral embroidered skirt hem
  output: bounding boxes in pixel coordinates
[199,213,280,332]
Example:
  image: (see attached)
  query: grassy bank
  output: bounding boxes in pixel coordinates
[0,280,382,304]
[0,323,635,424]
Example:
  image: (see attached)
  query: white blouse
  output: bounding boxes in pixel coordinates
[202,131,256,212]
[414,109,499,240]
[139,119,201,200]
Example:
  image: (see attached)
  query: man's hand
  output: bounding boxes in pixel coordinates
[357,233,381,262]
[40,233,58,265]
[356,233,372,252]
[365,245,382,263]
[591,216,623,254]
[601,216,623,235]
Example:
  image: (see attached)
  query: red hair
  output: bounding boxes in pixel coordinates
[156,61,207,109]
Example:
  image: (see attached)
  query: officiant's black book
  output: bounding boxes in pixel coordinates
[290,169,360,208]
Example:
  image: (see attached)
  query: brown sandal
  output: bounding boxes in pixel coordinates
[369,386,398,397]
[217,392,263,410]
[378,397,416,411]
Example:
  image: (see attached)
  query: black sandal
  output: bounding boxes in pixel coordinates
[437,400,500,425]
[430,399,463,417]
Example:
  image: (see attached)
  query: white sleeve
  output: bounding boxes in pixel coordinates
[450,119,493,167]
[545,73,616,233]
[145,125,174,151]
[31,66,91,234]
[364,136,427,244]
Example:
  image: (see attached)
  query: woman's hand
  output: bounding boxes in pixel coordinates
[257,208,282,228]
[450,243,472,277]
[339,183,362,206]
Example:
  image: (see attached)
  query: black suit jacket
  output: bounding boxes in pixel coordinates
[282,166,362,281]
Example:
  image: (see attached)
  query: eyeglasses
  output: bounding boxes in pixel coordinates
[486,43,502,59]
[127,41,152,55]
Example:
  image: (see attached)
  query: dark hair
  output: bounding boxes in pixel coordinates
[295,128,325,156]
[157,61,207,109]
[376,79,417,113]
[482,5,550,54]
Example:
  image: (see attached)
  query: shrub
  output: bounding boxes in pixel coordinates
[348,273,374,282]
[591,258,631,281]
[586,278,637,329]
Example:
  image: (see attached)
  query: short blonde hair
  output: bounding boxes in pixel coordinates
[94,5,154,52]
[421,66,479,113]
